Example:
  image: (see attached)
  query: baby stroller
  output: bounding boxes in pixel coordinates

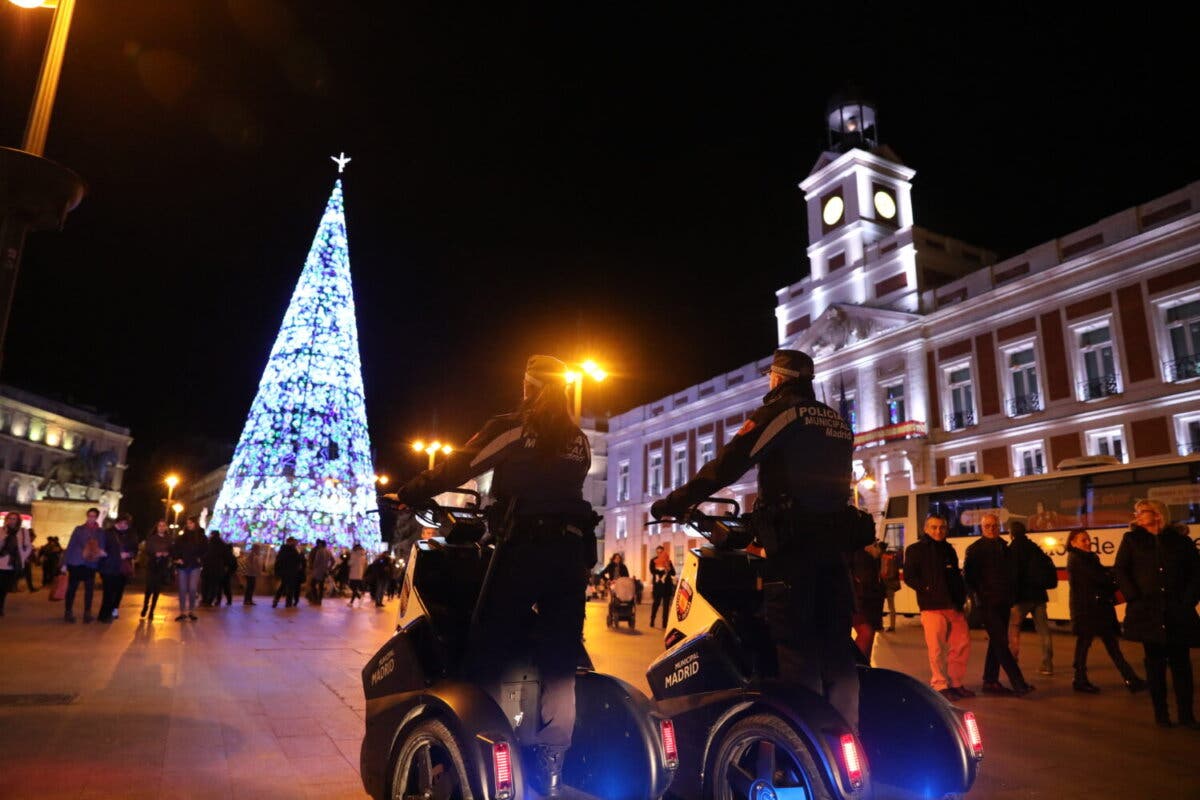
[607,575,637,629]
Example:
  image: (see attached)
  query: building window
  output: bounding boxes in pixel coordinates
[883,382,906,425]
[1175,413,1200,456]
[838,391,858,433]
[1013,441,1046,476]
[615,515,627,540]
[648,451,663,496]
[726,420,743,443]
[1163,298,1200,382]
[948,453,978,475]
[943,364,977,430]
[1075,322,1121,400]
[671,445,688,489]
[1006,347,1042,416]
[27,418,45,443]
[675,544,685,565]
[616,460,630,502]
[1086,426,1128,463]
[698,436,716,466]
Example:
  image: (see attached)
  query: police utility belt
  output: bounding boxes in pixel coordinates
[751,498,874,554]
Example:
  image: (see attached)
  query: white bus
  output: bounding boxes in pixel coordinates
[879,454,1200,621]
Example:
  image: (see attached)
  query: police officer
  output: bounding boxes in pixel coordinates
[393,354,596,797]
[651,348,870,729]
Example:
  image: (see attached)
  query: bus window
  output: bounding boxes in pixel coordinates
[1090,462,1200,527]
[884,495,909,518]
[920,487,1000,538]
[1002,476,1085,532]
[882,522,905,551]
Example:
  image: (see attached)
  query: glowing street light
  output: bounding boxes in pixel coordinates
[375,474,389,486]
[162,474,180,522]
[412,439,453,470]
[8,0,76,157]
[170,502,184,525]
[564,359,607,423]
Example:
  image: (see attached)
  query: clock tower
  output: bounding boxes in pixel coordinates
[799,92,916,286]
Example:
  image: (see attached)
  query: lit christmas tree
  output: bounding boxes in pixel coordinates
[208,164,380,547]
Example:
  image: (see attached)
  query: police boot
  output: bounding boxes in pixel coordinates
[529,744,568,797]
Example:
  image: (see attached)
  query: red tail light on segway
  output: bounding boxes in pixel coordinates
[659,719,679,769]
[839,733,865,790]
[492,741,513,799]
[963,711,984,760]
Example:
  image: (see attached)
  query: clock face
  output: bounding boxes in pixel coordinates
[822,196,845,226]
[874,190,897,220]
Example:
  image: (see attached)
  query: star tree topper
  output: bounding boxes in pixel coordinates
[331,151,351,173]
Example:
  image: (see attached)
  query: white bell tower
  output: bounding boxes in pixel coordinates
[799,93,915,283]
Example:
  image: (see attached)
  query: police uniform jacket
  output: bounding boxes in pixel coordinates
[1114,524,1200,646]
[396,409,592,519]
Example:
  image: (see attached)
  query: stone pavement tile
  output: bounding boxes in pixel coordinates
[318,708,366,740]
[269,715,327,738]
[332,738,362,766]
[159,767,233,800]
[286,752,361,785]
[163,743,227,772]
[167,721,227,750]
[278,734,342,760]
[302,781,370,799]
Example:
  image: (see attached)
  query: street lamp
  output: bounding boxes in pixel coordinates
[1,0,85,372]
[162,473,179,521]
[170,502,184,526]
[852,467,876,510]
[564,359,607,423]
[375,474,389,487]
[412,440,453,470]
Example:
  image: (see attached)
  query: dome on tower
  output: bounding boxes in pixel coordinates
[826,89,878,153]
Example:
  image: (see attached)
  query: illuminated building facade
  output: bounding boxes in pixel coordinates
[0,383,131,519]
[208,179,380,548]
[602,98,1200,580]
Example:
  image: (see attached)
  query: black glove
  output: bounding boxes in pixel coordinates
[650,500,675,520]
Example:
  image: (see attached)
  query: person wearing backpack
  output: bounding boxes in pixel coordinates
[879,541,902,632]
[1007,520,1057,676]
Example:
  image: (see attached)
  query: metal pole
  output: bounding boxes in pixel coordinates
[22,0,77,157]
[573,380,582,424]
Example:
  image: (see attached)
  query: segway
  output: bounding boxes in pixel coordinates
[649,499,983,800]
[360,490,678,800]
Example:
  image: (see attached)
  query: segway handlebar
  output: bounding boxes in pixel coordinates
[377,488,488,545]
[653,497,753,550]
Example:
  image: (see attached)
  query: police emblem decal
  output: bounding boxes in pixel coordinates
[675,579,693,621]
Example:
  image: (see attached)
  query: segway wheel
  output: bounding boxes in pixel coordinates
[707,713,833,800]
[390,718,474,800]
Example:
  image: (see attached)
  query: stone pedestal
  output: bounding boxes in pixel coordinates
[31,498,96,544]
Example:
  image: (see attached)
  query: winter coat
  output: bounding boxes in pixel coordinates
[0,529,19,573]
[274,544,302,579]
[850,546,886,629]
[1066,545,1120,638]
[603,561,629,581]
[64,524,106,569]
[903,535,967,611]
[1114,525,1200,646]
[309,547,334,580]
[963,536,1015,606]
[98,528,126,576]
[349,550,367,581]
[172,528,207,570]
[1010,533,1056,604]
[202,537,230,572]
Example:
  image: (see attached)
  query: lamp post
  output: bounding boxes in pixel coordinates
[1,0,86,372]
[374,474,389,487]
[412,440,453,471]
[564,359,607,423]
[170,502,184,526]
[162,474,179,521]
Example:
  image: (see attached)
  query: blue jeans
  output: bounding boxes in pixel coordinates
[177,567,201,613]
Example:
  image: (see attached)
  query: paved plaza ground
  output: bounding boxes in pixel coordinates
[0,585,1197,799]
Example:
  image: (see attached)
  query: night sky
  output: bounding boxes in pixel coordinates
[1,4,1194,523]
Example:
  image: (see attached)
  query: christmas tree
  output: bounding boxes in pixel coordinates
[208,170,380,547]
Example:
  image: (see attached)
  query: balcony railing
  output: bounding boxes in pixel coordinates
[1164,354,1200,382]
[1008,393,1042,417]
[945,410,976,431]
[1014,465,1047,477]
[1079,373,1120,401]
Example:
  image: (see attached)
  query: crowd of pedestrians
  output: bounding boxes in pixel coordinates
[0,509,403,624]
